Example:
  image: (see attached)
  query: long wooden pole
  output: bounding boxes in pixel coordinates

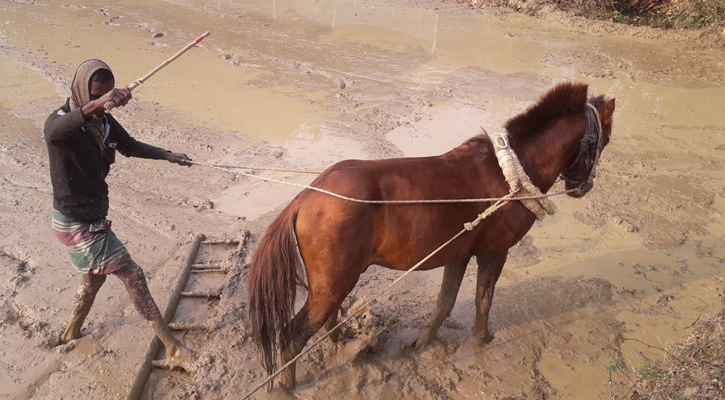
[105,31,210,112]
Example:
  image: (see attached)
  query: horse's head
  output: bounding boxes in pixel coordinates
[560,97,616,198]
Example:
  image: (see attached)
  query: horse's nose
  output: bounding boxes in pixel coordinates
[567,181,593,198]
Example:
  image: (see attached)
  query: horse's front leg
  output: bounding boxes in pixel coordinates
[413,256,470,350]
[324,305,342,342]
[473,252,508,343]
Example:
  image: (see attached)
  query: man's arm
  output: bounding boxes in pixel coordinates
[44,88,132,145]
[111,117,192,166]
[44,106,86,145]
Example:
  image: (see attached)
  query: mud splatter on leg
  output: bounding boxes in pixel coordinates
[113,261,200,373]
[59,273,107,344]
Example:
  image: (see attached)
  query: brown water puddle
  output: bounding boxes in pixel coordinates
[0,56,57,110]
[1,0,332,142]
[1,0,724,399]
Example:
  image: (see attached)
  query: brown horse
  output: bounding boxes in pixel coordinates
[248,82,615,389]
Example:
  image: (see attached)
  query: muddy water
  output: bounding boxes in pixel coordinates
[1,0,724,399]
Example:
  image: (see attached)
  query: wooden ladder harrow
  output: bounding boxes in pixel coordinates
[127,231,250,400]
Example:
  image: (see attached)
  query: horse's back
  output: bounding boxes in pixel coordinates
[290,139,517,270]
[306,139,499,202]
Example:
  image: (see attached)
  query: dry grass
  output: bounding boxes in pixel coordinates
[625,307,725,399]
[465,0,725,29]
[555,0,725,29]
[603,305,725,400]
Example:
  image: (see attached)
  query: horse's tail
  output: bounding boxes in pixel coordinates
[247,205,304,379]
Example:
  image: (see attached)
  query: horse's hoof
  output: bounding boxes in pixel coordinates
[472,333,494,346]
[368,342,383,353]
[328,331,342,343]
[279,378,296,391]
[411,335,433,351]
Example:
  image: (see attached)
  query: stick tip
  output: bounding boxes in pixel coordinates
[195,31,210,43]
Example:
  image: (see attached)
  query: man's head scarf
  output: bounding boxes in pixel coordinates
[70,59,114,151]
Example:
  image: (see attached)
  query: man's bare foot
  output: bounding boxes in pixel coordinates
[165,344,201,373]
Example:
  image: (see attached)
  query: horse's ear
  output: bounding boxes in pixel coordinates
[601,98,616,124]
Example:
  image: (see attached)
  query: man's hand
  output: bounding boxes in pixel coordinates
[99,86,132,109]
[82,86,133,120]
[164,152,193,167]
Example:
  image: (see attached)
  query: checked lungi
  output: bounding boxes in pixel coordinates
[51,211,132,275]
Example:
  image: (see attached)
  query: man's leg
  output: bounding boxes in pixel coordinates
[112,261,199,373]
[60,273,107,344]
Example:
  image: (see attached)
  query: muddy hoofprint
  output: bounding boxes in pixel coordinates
[51,211,131,275]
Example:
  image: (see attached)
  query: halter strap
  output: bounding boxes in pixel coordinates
[560,103,604,194]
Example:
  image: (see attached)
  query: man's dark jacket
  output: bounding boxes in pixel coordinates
[45,99,167,222]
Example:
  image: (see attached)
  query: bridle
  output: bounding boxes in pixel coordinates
[559,103,604,195]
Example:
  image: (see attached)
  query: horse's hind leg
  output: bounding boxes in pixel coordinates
[413,256,469,350]
[279,304,319,390]
[473,252,507,343]
[278,278,358,389]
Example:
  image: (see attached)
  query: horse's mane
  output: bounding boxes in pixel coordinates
[504,82,589,141]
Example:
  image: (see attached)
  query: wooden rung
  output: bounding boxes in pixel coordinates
[190,269,224,274]
[168,322,209,331]
[203,239,240,246]
[181,290,222,299]
[191,264,224,270]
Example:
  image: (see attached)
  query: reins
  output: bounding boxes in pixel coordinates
[195,101,604,205]
[192,161,581,204]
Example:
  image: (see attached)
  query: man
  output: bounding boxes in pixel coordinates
[45,59,198,372]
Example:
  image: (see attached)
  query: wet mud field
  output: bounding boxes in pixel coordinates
[1,0,724,399]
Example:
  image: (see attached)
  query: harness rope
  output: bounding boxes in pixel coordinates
[240,193,516,399]
[194,162,324,175]
[208,154,577,399]
[223,106,602,398]
[192,161,579,204]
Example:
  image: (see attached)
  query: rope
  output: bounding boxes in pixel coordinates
[486,131,556,220]
[239,194,515,400]
[192,161,578,204]
[202,154,575,398]
[194,162,324,174]
[205,105,600,397]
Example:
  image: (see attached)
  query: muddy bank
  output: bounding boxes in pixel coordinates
[458,0,725,50]
[1,0,724,399]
